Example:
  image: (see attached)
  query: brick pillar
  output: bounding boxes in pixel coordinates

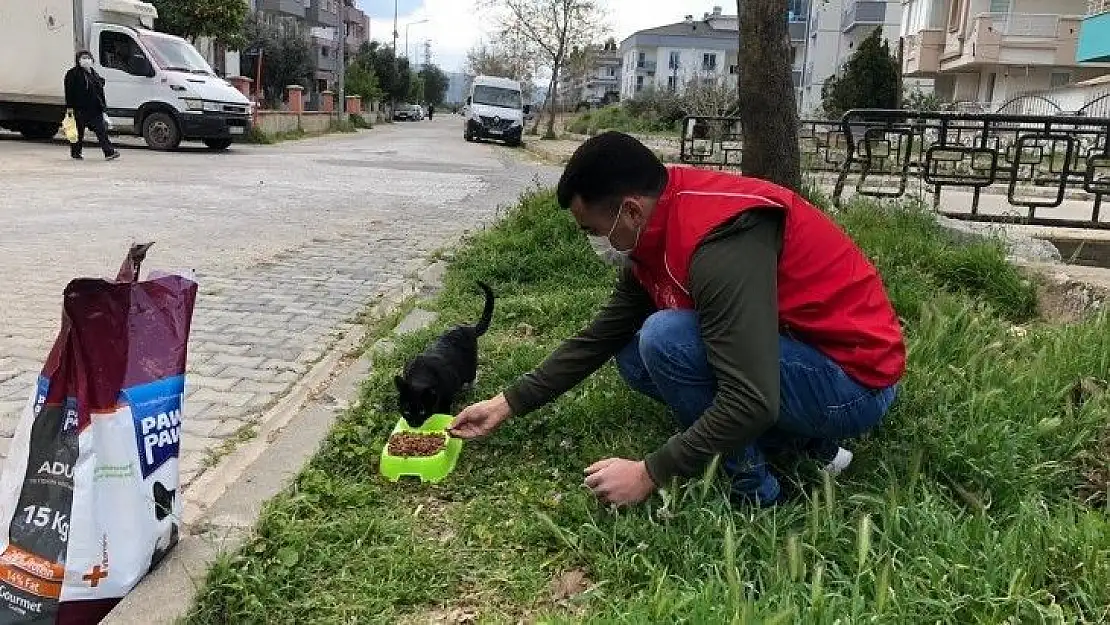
[345,96,362,115]
[286,85,305,113]
[321,91,335,113]
[227,76,253,98]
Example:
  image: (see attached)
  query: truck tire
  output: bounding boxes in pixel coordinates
[19,122,61,140]
[142,112,181,151]
[204,139,233,151]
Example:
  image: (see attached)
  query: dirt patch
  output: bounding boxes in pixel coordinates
[1019,264,1108,323]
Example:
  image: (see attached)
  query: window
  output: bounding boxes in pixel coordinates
[606,67,616,77]
[729,64,739,75]
[321,46,330,57]
[1051,72,1071,88]
[988,0,1010,13]
[669,51,680,70]
[635,75,644,91]
[100,31,149,75]
[637,51,646,68]
[985,72,997,102]
[702,53,717,71]
[667,75,677,91]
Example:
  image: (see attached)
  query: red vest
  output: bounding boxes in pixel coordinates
[630,166,906,388]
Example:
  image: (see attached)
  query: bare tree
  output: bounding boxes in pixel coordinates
[484,0,605,138]
[683,73,738,117]
[737,0,801,190]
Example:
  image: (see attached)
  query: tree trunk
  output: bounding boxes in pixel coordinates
[738,0,802,191]
[545,61,561,139]
[533,71,556,136]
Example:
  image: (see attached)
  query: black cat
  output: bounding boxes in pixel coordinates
[395,282,495,428]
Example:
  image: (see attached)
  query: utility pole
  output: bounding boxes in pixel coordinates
[336,1,348,122]
[391,0,399,114]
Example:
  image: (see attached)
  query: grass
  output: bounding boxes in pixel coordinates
[244,119,362,145]
[566,105,679,136]
[187,190,1110,624]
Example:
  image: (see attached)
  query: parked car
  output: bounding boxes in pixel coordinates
[393,103,423,121]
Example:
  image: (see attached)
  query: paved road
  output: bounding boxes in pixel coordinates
[0,117,558,487]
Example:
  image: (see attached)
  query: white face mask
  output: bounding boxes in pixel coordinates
[79,57,94,69]
[588,205,642,261]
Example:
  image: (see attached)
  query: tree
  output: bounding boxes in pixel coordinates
[357,41,413,105]
[149,0,248,46]
[345,57,381,104]
[240,19,313,108]
[737,0,802,191]
[418,65,450,105]
[820,27,900,118]
[484,0,605,138]
[465,33,538,101]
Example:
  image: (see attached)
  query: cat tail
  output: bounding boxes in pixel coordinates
[474,281,495,336]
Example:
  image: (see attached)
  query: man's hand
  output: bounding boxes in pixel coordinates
[583,458,656,507]
[448,393,513,439]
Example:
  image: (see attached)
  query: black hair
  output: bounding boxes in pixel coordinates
[75,49,93,64]
[556,131,668,212]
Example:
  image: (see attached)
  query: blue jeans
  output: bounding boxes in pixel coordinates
[616,309,898,505]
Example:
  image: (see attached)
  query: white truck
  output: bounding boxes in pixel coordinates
[0,0,252,151]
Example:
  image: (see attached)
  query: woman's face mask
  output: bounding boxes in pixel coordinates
[79,57,94,69]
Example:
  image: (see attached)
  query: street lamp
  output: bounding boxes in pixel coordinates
[405,19,429,61]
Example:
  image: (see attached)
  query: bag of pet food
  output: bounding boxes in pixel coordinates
[0,244,197,624]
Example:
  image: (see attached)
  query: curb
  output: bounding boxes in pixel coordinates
[101,260,449,625]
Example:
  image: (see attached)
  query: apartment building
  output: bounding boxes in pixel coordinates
[254,0,354,97]
[901,0,1107,111]
[796,0,912,113]
[558,40,622,108]
[345,4,371,56]
[618,6,808,102]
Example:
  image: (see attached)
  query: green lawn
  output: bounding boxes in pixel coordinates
[188,191,1110,624]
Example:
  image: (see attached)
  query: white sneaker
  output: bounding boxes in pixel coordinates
[822,447,854,475]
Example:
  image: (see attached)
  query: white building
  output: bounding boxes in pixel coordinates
[618,6,808,103]
[901,0,1109,111]
[797,0,923,115]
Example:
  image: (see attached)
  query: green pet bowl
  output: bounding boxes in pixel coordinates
[380,414,463,483]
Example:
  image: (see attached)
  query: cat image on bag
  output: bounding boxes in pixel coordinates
[395,282,495,428]
[149,481,179,573]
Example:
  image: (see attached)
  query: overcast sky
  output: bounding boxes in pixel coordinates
[354,0,735,73]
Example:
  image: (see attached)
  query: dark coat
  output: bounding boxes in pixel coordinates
[64,65,107,113]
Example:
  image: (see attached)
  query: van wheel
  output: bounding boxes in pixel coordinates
[18,122,61,140]
[143,112,181,151]
[204,139,233,151]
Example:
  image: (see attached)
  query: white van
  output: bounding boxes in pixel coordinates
[463,75,529,147]
[0,0,253,151]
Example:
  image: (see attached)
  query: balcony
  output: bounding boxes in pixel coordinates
[258,0,306,20]
[1078,1,1110,62]
[310,6,339,27]
[636,60,657,72]
[841,0,886,33]
[938,13,1083,71]
[902,29,944,76]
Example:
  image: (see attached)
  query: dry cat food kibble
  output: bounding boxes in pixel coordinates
[388,432,447,457]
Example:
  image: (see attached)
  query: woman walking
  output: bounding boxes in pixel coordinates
[64,50,120,161]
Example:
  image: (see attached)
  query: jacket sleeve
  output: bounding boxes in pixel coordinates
[503,266,655,416]
[63,70,76,108]
[643,211,783,485]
